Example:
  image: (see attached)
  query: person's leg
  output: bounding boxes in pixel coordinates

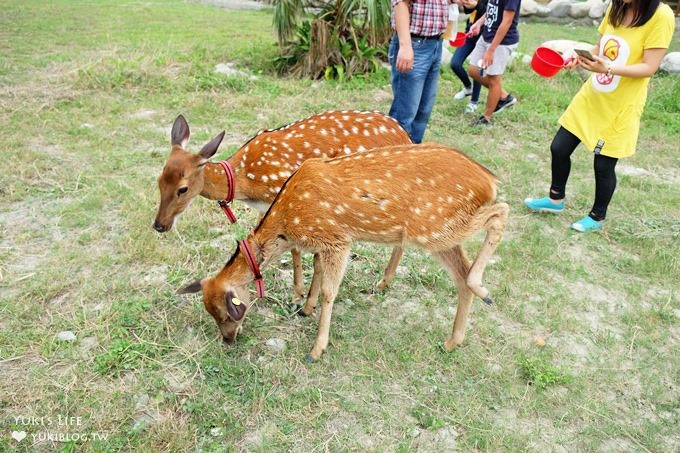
[483,74,502,119]
[590,154,618,221]
[549,127,581,201]
[388,35,427,142]
[525,127,580,212]
[450,45,472,90]
[410,39,443,143]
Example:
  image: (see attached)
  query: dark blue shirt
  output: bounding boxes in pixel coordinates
[481,0,521,45]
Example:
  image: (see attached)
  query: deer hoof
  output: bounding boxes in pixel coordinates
[376,280,388,291]
[444,337,463,352]
[483,294,494,305]
[304,353,318,363]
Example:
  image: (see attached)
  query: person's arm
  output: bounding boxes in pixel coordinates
[394,0,413,73]
[482,9,515,67]
[468,13,486,36]
[579,47,668,78]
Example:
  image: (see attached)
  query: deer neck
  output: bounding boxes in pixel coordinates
[201,160,254,202]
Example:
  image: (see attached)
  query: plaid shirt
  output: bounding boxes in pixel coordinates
[391,0,449,37]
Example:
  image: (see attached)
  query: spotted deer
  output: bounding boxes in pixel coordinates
[154,111,412,303]
[179,143,509,361]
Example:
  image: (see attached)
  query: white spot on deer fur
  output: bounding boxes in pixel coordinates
[320,201,330,208]
[313,149,321,155]
[269,187,278,193]
[247,173,255,180]
[303,142,310,148]
[437,207,444,214]
[270,174,279,181]
[351,126,359,134]
[303,192,311,199]
[344,146,351,154]
[385,171,392,178]
[363,130,370,136]
[254,139,260,145]
[412,208,421,215]
[415,177,423,185]
[320,129,328,136]
[299,124,306,129]
[357,145,366,152]
[293,217,300,224]
[425,202,432,208]
[343,129,349,136]
[279,171,291,178]
[261,175,269,182]
[342,115,349,120]
[447,196,454,203]
[297,153,304,159]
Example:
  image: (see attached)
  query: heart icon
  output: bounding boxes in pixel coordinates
[11,431,27,442]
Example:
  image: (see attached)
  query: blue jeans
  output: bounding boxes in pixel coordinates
[450,32,482,103]
[388,33,443,144]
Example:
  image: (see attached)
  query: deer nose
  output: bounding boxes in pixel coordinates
[153,221,167,233]
[222,336,235,345]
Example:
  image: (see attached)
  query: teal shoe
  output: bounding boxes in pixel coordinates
[524,196,564,213]
[571,215,603,232]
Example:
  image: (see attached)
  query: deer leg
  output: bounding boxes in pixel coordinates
[291,248,306,304]
[376,246,404,291]
[299,253,322,317]
[433,245,473,351]
[305,248,350,362]
[466,203,509,304]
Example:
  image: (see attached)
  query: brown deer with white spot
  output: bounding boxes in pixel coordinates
[179,143,509,361]
[154,111,412,303]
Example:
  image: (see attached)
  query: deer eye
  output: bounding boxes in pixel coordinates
[177,187,189,196]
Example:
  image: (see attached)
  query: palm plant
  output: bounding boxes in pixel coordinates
[272,0,392,80]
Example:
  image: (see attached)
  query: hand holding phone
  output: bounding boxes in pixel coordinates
[574,49,595,61]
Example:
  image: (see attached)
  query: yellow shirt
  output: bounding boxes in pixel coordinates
[559,3,675,158]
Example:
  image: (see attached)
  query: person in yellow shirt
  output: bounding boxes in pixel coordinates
[524,0,675,232]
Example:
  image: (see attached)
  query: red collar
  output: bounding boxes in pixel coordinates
[239,240,265,298]
[216,161,237,223]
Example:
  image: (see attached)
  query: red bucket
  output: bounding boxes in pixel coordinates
[531,47,569,78]
[449,32,468,48]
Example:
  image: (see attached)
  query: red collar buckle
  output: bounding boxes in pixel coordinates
[239,240,265,299]
[217,161,237,224]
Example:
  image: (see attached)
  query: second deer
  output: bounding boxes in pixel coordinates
[180,143,509,361]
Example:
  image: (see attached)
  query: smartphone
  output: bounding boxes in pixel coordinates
[574,49,595,61]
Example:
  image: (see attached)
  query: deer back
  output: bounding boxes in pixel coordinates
[256,143,498,251]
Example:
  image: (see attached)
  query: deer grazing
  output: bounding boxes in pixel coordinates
[154,111,412,303]
[179,143,509,361]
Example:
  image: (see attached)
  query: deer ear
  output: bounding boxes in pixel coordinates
[198,131,225,161]
[225,290,247,321]
[177,279,202,294]
[171,115,190,148]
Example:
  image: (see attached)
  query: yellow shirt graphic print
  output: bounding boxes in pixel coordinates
[592,36,630,92]
[558,3,675,158]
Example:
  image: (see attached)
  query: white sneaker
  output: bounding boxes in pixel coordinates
[465,102,478,113]
[454,87,473,100]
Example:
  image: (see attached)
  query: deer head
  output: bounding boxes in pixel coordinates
[153,115,225,232]
[178,277,251,344]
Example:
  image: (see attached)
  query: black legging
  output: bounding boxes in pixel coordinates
[549,127,618,221]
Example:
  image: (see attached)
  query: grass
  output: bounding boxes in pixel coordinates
[1,0,679,451]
